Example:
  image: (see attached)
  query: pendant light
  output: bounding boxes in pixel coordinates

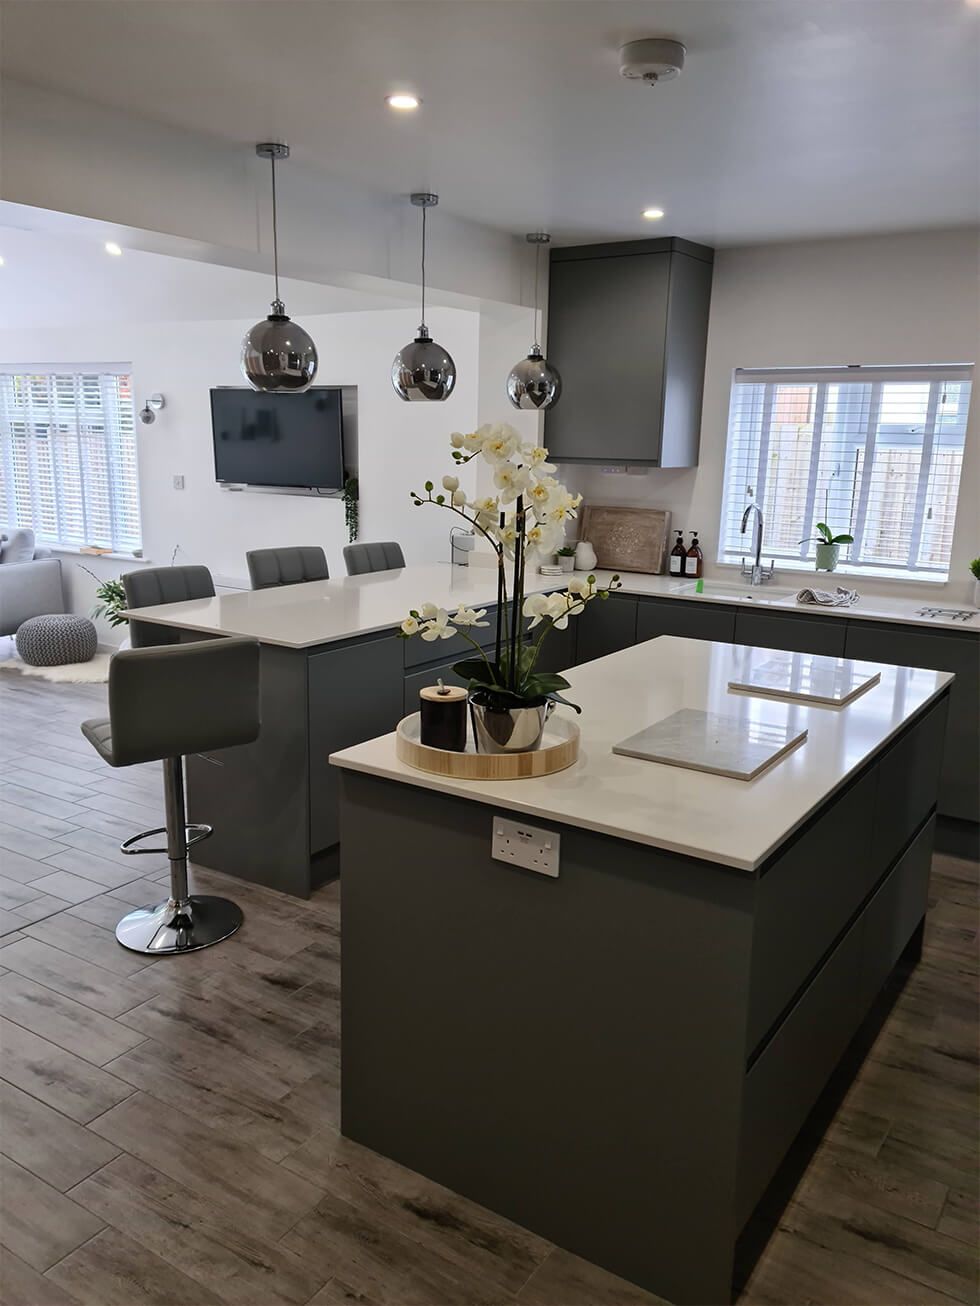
[241,142,318,392]
[507,232,562,411]
[391,193,457,402]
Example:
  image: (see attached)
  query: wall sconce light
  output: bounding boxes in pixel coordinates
[139,394,166,425]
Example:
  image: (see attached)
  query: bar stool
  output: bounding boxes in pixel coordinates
[343,541,405,575]
[81,637,260,955]
[246,547,329,590]
[123,565,216,648]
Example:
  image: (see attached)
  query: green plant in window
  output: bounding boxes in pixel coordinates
[800,521,855,547]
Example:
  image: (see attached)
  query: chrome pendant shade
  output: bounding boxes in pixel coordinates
[242,143,318,393]
[507,232,561,411]
[391,193,456,402]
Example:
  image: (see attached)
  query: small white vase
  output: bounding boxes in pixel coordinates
[974,578,980,610]
[574,541,597,571]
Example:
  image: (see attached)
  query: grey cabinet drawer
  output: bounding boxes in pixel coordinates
[575,595,638,665]
[844,621,978,824]
[861,815,934,1009]
[532,620,578,674]
[636,598,735,644]
[872,695,948,870]
[737,915,864,1228]
[734,609,846,656]
[404,604,499,668]
[747,768,876,1054]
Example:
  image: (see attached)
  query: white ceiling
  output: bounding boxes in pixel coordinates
[0,226,404,330]
[2,0,978,247]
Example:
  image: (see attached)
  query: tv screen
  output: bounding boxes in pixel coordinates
[210,387,345,490]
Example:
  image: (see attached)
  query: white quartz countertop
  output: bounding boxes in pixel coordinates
[330,638,953,872]
[123,563,980,648]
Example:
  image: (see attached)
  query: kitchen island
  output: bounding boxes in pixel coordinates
[331,637,951,1305]
[123,562,976,896]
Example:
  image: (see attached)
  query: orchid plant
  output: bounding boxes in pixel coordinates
[401,424,620,712]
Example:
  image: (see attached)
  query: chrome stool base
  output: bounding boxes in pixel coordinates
[115,894,243,955]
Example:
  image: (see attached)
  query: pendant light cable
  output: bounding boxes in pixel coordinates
[420,203,427,329]
[532,240,541,351]
[270,153,282,310]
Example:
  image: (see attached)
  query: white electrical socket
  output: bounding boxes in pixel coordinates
[491,815,560,877]
[173,475,185,491]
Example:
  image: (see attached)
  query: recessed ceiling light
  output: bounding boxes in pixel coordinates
[104,241,123,256]
[642,208,665,221]
[386,93,420,111]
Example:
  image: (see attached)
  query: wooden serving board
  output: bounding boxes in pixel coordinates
[396,713,580,780]
[579,506,672,574]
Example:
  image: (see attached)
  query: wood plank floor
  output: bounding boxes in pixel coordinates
[1,667,977,1306]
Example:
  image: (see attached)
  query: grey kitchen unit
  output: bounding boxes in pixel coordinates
[336,646,950,1306]
[544,237,713,467]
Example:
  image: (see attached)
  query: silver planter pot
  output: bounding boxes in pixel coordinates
[469,697,554,754]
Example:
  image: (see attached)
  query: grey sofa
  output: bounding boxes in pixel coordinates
[0,528,66,637]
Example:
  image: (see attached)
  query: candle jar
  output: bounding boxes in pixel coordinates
[419,683,468,751]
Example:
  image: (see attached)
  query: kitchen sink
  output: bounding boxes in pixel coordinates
[669,580,799,604]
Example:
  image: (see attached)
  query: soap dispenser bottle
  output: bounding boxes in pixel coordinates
[685,532,704,578]
[669,530,687,576]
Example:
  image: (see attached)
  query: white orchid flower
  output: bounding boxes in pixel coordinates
[452,488,467,506]
[493,463,531,504]
[462,429,486,453]
[525,522,563,557]
[543,591,575,630]
[522,592,552,628]
[523,445,557,475]
[401,615,420,636]
[470,494,499,522]
[420,601,439,620]
[527,480,553,510]
[566,576,591,597]
[442,474,459,492]
[452,606,490,628]
[450,432,465,449]
[481,430,521,464]
[420,609,457,641]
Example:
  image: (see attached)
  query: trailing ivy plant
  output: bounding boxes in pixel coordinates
[343,476,359,543]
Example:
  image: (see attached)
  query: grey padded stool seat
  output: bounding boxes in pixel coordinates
[246,546,329,590]
[81,637,260,955]
[343,541,405,576]
[123,565,215,648]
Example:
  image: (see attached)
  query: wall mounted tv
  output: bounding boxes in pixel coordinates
[210,387,346,490]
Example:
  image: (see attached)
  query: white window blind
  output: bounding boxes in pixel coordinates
[718,364,973,580]
[0,367,142,554]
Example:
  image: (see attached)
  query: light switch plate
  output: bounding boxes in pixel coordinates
[491,816,559,877]
[172,474,185,490]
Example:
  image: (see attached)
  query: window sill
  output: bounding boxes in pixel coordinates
[47,546,149,564]
[717,560,948,587]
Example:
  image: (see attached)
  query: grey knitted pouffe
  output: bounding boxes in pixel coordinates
[16,614,98,667]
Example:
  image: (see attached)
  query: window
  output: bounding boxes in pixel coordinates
[718,364,972,581]
[0,366,142,554]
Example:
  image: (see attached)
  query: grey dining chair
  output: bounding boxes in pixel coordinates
[122,565,215,648]
[246,546,329,590]
[81,637,261,955]
[343,541,406,576]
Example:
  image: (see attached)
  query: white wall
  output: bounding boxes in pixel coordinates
[0,305,486,639]
[561,228,980,603]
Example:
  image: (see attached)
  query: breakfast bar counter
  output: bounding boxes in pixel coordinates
[331,638,952,1304]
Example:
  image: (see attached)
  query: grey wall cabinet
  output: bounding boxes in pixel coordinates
[733,608,847,657]
[575,595,638,665]
[543,238,713,467]
[636,597,736,644]
[844,621,978,825]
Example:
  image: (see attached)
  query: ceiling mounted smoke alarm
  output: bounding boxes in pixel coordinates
[619,38,686,85]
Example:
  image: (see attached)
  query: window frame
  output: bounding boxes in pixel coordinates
[717,363,972,583]
[0,363,143,556]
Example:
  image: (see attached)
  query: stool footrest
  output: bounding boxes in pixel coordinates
[120,824,212,856]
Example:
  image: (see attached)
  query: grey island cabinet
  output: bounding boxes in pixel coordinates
[332,637,951,1306]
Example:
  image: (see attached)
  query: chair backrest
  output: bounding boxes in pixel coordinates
[343,541,406,576]
[107,637,260,766]
[246,547,329,590]
[123,565,216,648]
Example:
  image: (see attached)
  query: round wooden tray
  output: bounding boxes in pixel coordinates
[395,711,580,780]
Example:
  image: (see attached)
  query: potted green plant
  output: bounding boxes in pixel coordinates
[400,424,620,753]
[970,558,980,609]
[556,545,576,574]
[800,522,854,572]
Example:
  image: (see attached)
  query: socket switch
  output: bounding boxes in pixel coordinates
[491,816,559,877]
[173,474,185,491]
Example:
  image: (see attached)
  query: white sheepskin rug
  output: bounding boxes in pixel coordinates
[0,650,112,683]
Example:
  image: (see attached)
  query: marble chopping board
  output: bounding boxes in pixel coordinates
[728,651,881,706]
[612,708,807,780]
